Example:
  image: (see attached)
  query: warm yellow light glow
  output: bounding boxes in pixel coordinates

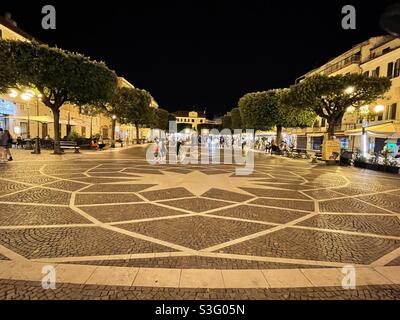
[112,115,117,120]
[360,105,369,115]
[21,93,32,101]
[8,89,18,98]
[346,106,355,113]
[184,128,191,134]
[344,86,355,95]
[38,93,43,98]
[374,105,384,113]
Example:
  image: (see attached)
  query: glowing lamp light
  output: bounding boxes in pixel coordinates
[374,105,384,113]
[344,86,355,95]
[360,105,370,115]
[21,93,32,101]
[8,89,18,98]
[184,128,191,134]
[346,106,355,113]
[112,115,117,120]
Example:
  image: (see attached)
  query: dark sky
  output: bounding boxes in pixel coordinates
[0,0,397,117]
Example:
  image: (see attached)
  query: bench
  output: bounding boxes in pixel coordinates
[60,141,80,153]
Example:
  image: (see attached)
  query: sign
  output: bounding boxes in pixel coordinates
[322,139,341,161]
[0,99,16,115]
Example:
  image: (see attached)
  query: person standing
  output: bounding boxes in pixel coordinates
[160,139,167,162]
[0,128,5,162]
[1,129,13,161]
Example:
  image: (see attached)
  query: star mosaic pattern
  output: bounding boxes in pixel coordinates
[0,150,399,275]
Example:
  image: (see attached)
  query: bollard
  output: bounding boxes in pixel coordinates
[31,137,41,154]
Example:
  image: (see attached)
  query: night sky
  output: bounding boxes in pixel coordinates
[0,0,397,117]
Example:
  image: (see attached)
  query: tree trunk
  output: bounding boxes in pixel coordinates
[276,124,283,145]
[52,108,62,154]
[135,123,140,144]
[327,119,336,140]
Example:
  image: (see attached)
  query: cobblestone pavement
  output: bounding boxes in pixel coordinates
[0,279,399,300]
[0,146,400,299]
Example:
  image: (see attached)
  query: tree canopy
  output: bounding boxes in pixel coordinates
[0,39,118,153]
[153,108,170,131]
[285,74,391,138]
[230,108,242,130]
[238,91,277,131]
[110,87,154,143]
[222,115,232,129]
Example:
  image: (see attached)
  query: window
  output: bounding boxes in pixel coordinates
[371,67,380,77]
[0,29,2,39]
[382,47,391,54]
[81,127,86,137]
[394,59,400,78]
[363,71,369,77]
[387,62,394,78]
[102,128,109,139]
[321,118,326,127]
[389,103,397,120]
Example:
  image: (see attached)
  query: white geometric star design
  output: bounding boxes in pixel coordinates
[131,170,267,196]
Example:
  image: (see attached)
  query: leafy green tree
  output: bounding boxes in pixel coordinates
[230,108,242,130]
[274,89,316,144]
[238,91,277,132]
[285,74,391,139]
[153,108,170,131]
[222,115,232,130]
[110,87,154,144]
[0,39,118,153]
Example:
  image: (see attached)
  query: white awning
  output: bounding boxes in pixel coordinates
[5,115,53,123]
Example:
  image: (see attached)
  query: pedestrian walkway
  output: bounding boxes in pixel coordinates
[0,147,399,299]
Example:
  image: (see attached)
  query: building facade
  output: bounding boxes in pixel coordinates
[173,111,208,130]
[290,35,400,154]
[0,15,156,144]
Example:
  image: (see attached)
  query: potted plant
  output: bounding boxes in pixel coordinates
[352,149,367,168]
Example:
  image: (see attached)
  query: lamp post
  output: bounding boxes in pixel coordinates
[36,94,42,137]
[111,115,116,148]
[21,92,32,149]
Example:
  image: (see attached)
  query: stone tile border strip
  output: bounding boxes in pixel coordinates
[0,260,399,289]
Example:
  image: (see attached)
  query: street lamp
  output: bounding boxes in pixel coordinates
[374,104,385,113]
[111,115,117,148]
[344,86,355,95]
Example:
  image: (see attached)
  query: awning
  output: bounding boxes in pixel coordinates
[5,115,53,123]
[345,122,400,138]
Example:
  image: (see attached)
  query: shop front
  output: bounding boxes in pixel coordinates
[0,98,17,131]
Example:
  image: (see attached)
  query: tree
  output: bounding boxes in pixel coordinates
[153,108,170,131]
[222,115,232,130]
[274,89,316,144]
[238,91,277,132]
[285,74,391,139]
[230,108,242,130]
[0,39,118,153]
[110,87,154,144]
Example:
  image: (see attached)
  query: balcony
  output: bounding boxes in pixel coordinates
[321,54,361,76]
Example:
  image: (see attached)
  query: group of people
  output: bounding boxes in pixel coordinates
[153,139,168,162]
[0,128,13,162]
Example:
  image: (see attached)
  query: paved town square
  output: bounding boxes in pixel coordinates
[0,146,399,299]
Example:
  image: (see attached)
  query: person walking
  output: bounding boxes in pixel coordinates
[160,139,167,162]
[1,130,13,161]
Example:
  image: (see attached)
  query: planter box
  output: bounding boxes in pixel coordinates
[353,161,367,169]
[354,161,399,174]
